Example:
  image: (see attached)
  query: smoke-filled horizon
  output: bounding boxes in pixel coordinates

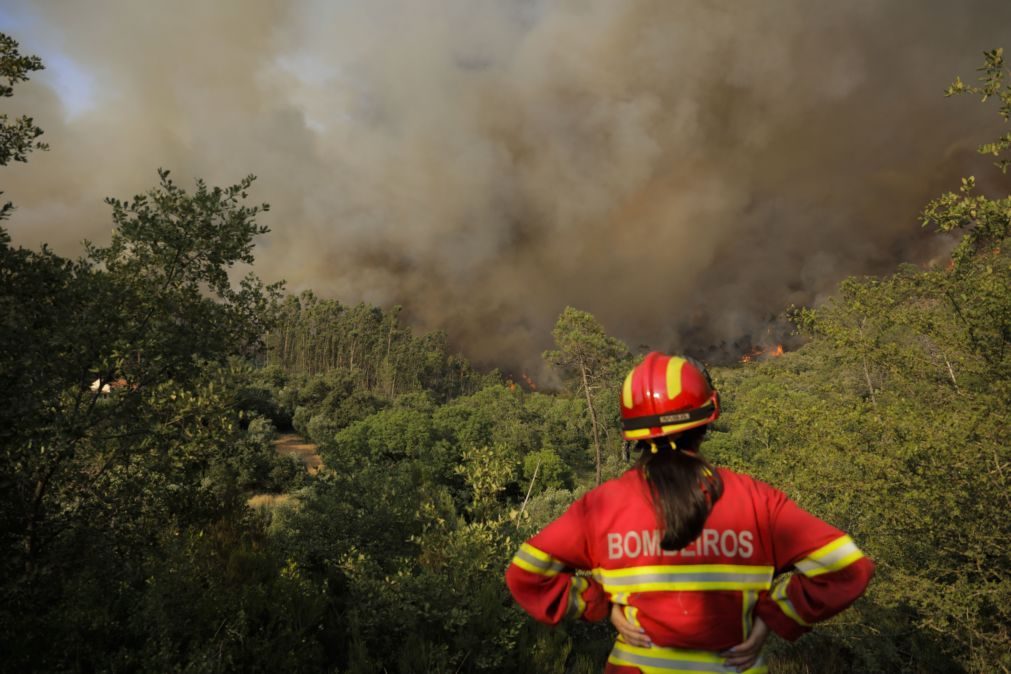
[4,0,1011,370]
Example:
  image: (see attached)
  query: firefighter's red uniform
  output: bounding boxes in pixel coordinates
[505,466,875,674]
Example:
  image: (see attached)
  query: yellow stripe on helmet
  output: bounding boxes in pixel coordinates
[622,370,635,409]
[665,357,686,400]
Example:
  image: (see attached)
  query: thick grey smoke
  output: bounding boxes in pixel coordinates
[5,0,1011,367]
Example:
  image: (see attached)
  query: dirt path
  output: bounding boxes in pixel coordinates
[273,433,323,474]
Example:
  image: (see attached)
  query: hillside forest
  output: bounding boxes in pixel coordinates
[1,36,1009,673]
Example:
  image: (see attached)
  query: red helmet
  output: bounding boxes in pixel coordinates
[620,352,720,441]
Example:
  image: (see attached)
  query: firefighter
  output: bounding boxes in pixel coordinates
[505,352,874,673]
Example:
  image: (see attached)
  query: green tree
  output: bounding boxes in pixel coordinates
[702,49,1011,673]
[544,307,631,485]
[715,51,1011,669]
[522,447,572,494]
[946,47,1011,173]
[0,32,48,222]
[0,168,284,669]
[267,293,481,401]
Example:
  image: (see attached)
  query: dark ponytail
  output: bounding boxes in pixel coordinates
[637,426,723,551]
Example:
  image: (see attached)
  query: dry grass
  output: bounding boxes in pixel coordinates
[246,433,322,510]
[273,433,322,475]
[247,493,294,509]
[765,643,853,674]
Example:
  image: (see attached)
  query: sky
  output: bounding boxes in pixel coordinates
[3,0,1010,369]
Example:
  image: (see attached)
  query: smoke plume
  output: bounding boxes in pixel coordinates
[5,0,1011,367]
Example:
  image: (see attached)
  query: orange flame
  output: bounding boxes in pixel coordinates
[740,344,784,364]
[521,372,538,391]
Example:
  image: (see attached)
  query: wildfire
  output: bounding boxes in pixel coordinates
[740,344,784,364]
[506,373,538,391]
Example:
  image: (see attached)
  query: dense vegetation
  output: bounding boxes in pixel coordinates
[1,36,1008,673]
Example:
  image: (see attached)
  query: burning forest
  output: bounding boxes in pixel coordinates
[5,1,1011,369]
[2,9,1010,674]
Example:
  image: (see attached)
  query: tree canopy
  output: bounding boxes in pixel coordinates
[1,34,1009,674]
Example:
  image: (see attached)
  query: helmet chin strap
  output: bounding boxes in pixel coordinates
[649,437,680,454]
[623,436,684,462]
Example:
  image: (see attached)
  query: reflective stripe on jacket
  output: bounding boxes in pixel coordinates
[505,467,874,660]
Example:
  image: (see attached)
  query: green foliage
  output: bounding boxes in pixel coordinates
[545,307,632,485]
[327,405,437,465]
[0,163,286,670]
[95,169,283,358]
[523,447,573,493]
[946,47,1011,172]
[718,205,1010,670]
[236,415,306,493]
[523,393,592,470]
[703,50,1011,671]
[434,384,536,455]
[0,34,43,101]
[268,294,482,401]
[521,487,583,533]
[4,36,1009,674]
[0,33,48,222]
[458,444,520,517]
[235,363,293,427]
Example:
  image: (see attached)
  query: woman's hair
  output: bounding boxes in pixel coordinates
[636,425,723,551]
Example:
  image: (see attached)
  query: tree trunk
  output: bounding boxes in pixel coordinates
[942,351,960,393]
[580,362,603,486]
[862,356,877,407]
[519,458,542,519]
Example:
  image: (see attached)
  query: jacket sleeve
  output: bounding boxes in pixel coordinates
[754,488,875,641]
[505,494,609,625]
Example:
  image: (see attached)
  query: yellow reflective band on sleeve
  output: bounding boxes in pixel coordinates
[795,535,865,578]
[520,542,553,562]
[771,575,810,627]
[608,640,768,674]
[511,543,565,577]
[566,577,588,619]
[742,589,758,638]
[592,564,774,594]
[623,604,641,628]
